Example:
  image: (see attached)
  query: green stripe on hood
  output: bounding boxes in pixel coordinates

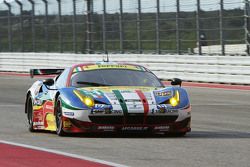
[112,90,128,117]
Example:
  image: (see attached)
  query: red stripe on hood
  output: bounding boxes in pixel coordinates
[135,90,149,124]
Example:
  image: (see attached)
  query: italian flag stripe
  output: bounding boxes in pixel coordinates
[135,90,149,123]
[112,90,128,117]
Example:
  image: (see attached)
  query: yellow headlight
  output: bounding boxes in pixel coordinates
[169,90,180,107]
[83,97,95,107]
[73,90,95,108]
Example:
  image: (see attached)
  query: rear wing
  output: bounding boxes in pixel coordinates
[30,69,64,78]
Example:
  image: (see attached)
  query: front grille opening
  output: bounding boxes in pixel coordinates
[89,116,123,125]
[126,114,144,124]
[89,114,178,125]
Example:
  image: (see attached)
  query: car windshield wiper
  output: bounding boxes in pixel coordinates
[76,81,112,86]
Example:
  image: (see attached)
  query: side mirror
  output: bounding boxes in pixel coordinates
[43,78,54,86]
[171,78,182,86]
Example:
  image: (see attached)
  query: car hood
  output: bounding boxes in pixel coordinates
[77,86,175,106]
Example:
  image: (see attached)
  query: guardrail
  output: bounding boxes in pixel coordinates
[193,44,247,55]
[1,52,250,84]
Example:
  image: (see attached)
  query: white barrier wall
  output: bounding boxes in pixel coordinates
[1,52,250,84]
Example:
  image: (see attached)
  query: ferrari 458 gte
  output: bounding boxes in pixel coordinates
[25,62,191,136]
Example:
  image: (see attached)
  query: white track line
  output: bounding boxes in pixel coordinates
[0,140,129,167]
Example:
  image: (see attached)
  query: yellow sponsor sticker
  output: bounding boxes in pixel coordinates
[74,64,143,72]
[44,113,56,131]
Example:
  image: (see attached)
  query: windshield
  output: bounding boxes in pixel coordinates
[71,69,163,87]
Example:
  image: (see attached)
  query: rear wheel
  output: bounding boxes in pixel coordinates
[26,96,35,132]
[55,97,66,136]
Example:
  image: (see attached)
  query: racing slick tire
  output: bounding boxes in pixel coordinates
[55,97,66,136]
[26,95,35,132]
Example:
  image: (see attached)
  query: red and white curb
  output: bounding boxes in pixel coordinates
[0,140,128,167]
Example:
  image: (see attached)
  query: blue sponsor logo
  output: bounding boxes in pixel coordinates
[151,106,178,114]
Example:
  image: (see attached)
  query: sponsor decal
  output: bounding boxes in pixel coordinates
[63,120,72,128]
[97,126,115,131]
[44,113,56,131]
[151,107,178,114]
[64,112,74,116]
[157,104,179,112]
[91,109,111,114]
[122,127,149,131]
[36,126,45,129]
[74,64,144,72]
[155,91,172,96]
[125,99,141,102]
[94,104,107,108]
[154,126,170,131]
[119,90,132,93]
[91,104,112,114]
[45,104,53,110]
[91,109,104,114]
[157,104,169,108]
[33,122,44,126]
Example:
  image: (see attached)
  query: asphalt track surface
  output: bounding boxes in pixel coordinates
[0,75,250,167]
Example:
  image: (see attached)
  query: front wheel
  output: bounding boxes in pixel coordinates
[55,97,66,136]
[26,96,35,132]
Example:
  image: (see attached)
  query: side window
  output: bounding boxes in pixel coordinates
[55,68,70,88]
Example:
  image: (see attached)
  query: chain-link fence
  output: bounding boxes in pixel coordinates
[0,0,249,55]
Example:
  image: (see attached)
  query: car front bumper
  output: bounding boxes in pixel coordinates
[61,116,191,134]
